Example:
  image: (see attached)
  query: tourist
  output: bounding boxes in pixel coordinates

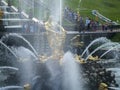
[7,0,12,12]
[104,23,108,31]
[102,24,105,31]
[79,16,85,32]
[90,19,96,31]
[30,25,34,33]
[91,20,98,31]
[63,6,106,32]
[8,0,12,6]
[109,21,113,31]
[0,9,5,32]
[0,0,2,5]
[0,8,3,19]
[73,12,78,22]
[85,17,91,31]
[64,7,68,17]
[23,22,28,32]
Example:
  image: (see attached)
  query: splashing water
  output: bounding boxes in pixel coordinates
[0,66,19,82]
[85,42,118,60]
[11,46,37,85]
[1,33,38,57]
[59,0,62,26]
[100,43,120,59]
[108,87,120,90]
[49,0,63,24]
[45,59,62,90]
[0,86,23,90]
[0,66,19,71]
[44,51,84,90]
[0,40,18,59]
[62,51,84,90]
[106,68,120,77]
[81,37,110,58]
[12,46,38,62]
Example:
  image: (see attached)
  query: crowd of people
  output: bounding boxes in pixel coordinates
[64,7,116,32]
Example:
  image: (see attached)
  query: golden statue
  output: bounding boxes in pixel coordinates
[24,84,31,90]
[70,35,84,47]
[88,55,99,61]
[42,18,66,61]
[98,83,108,90]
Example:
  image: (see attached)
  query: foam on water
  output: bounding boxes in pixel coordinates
[11,46,37,85]
[62,51,84,90]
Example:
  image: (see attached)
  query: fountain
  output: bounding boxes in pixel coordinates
[81,37,110,58]
[0,86,23,90]
[0,34,120,90]
[0,66,18,82]
[0,40,18,59]
[2,32,120,89]
[0,0,120,90]
[85,42,119,60]
[7,45,40,87]
[1,33,38,57]
[100,44,120,59]
[62,52,84,90]
[0,66,18,70]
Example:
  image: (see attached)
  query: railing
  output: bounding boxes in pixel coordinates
[64,23,120,31]
[1,22,120,35]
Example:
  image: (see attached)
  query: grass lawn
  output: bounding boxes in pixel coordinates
[64,0,120,23]
[5,0,120,23]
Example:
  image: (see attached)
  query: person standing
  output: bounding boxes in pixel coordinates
[7,0,12,12]
[0,8,3,19]
[0,8,5,32]
[0,0,2,5]
[109,21,113,31]
[85,17,91,31]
